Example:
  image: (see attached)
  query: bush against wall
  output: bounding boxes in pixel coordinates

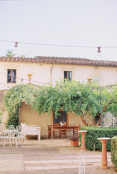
[81,126,117,151]
[111,136,117,171]
[0,110,3,124]
[3,84,37,128]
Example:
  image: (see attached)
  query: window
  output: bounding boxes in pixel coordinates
[53,111,68,125]
[7,69,16,83]
[64,71,72,81]
[93,74,101,84]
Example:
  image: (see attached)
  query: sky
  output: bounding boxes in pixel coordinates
[0,0,117,61]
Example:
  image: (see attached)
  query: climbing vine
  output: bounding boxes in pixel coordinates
[0,110,3,124]
[3,84,37,127]
[33,80,101,124]
[3,80,117,127]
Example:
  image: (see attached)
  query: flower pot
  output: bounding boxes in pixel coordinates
[70,140,79,147]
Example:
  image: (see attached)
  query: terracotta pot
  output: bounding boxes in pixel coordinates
[70,140,79,146]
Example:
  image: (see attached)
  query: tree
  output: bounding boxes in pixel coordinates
[33,80,101,125]
[6,50,15,57]
[3,80,117,127]
[33,80,117,126]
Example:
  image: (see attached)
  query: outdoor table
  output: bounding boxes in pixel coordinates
[48,125,80,138]
[0,136,8,147]
[2,130,18,146]
[2,129,18,136]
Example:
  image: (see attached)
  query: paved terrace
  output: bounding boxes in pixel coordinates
[0,139,115,174]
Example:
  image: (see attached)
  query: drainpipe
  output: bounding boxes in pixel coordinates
[50,64,53,85]
[50,64,53,139]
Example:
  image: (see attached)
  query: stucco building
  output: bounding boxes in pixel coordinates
[0,56,117,137]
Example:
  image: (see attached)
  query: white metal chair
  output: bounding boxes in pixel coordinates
[8,125,15,130]
[17,131,27,146]
[10,132,19,147]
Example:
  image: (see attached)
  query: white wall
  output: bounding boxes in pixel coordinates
[0,61,117,89]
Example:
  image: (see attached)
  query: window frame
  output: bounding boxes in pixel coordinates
[7,69,16,83]
[64,71,72,81]
[52,109,69,126]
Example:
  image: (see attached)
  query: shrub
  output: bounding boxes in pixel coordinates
[81,126,117,151]
[0,110,3,124]
[111,136,117,171]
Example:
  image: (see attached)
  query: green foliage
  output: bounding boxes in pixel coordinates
[111,136,117,171]
[6,50,15,57]
[81,126,117,151]
[3,80,117,128]
[33,80,101,118]
[4,84,37,128]
[0,110,3,124]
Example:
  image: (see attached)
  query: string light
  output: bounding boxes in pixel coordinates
[15,42,18,48]
[0,39,117,49]
[97,47,101,56]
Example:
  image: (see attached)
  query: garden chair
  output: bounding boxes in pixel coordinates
[0,136,9,147]
[10,132,19,147]
[73,125,81,137]
[17,132,27,146]
[59,125,67,139]
[8,125,15,130]
[16,125,21,132]
[48,125,55,139]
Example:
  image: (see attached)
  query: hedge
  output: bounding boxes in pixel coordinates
[80,126,117,151]
[111,136,117,171]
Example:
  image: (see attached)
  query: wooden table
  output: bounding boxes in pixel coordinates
[48,125,81,138]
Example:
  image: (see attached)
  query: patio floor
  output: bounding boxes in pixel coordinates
[0,138,116,174]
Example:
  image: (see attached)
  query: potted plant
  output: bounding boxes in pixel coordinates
[70,136,79,147]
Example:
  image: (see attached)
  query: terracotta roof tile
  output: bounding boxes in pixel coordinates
[0,56,117,67]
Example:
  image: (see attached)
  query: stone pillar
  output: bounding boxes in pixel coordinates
[78,130,87,151]
[97,137,110,169]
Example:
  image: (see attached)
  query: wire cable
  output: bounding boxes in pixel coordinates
[0,39,117,48]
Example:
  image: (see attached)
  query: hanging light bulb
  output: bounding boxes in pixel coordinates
[77,90,79,94]
[15,42,18,48]
[52,95,53,98]
[45,90,47,94]
[13,42,18,56]
[97,47,101,56]
[92,87,94,91]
